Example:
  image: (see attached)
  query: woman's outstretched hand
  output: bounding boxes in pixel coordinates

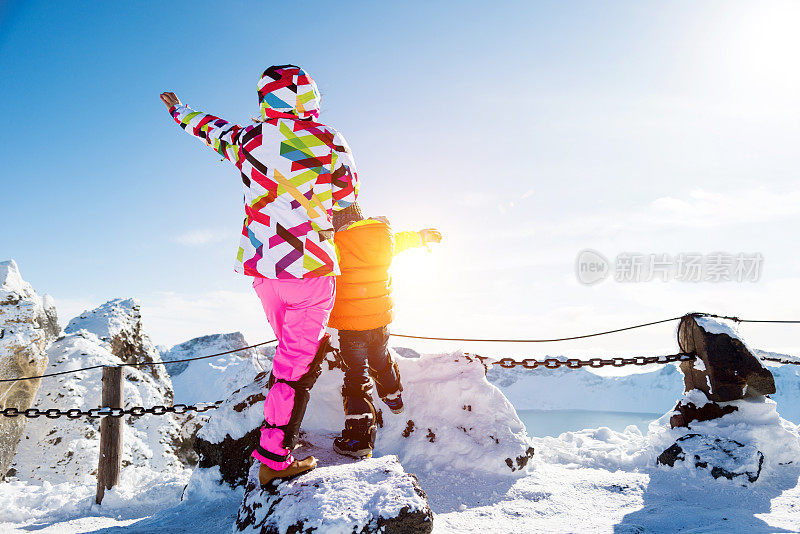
[419,228,442,243]
[159,92,181,109]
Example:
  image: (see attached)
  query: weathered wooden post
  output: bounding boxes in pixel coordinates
[96,366,124,505]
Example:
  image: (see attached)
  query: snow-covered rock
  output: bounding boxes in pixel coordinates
[197,350,535,488]
[677,314,775,403]
[0,260,59,480]
[655,390,800,485]
[236,450,433,534]
[194,370,270,487]
[163,333,268,467]
[65,298,171,388]
[657,433,764,483]
[11,300,185,483]
[305,351,535,475]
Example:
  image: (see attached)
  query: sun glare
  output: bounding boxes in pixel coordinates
[716,1,800,89]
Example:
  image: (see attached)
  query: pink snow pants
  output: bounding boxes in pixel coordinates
[251,275,336,470]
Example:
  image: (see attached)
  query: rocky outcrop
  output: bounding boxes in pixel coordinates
[677,315,774,400]
[164,332,266,407]
[195,350,536,488]
[0,260,59,480]
[656,316,798,485]
[163,332,263,377]
[304,351,536,476]
[235,454,433,534]
[672,314,775,428]
[656,392,799,485]
[194,371,271,486]
[11,299,184,483]
[657,433,764,484]
[65,298,171,389]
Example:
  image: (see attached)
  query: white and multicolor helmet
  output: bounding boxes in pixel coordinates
[257,64,321,120]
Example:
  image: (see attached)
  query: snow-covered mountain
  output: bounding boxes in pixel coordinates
[162,332,266,406]
[0,260,60,480]
[12,299,185,484]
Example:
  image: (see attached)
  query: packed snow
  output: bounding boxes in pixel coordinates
[303,351,535,476]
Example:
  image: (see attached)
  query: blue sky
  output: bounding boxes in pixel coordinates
[2,1,799,357]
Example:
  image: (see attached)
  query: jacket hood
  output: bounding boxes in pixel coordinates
[257,64,321,121]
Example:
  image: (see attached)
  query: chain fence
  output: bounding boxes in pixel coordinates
[468,352,696,369]
[760,355,800,366]
[0,401,222,419]
[2,312,799,419]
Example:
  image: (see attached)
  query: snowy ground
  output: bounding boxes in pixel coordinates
[3,416,800,534]
[3,320,800,533]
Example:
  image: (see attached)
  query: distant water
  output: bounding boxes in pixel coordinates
[517,409,662,438]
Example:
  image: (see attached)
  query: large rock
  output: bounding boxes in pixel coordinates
[304,351,536,476]
[164,333,266,466]
[0,260,59,480]
[657,392,800,485]
[672,315,775,428]
[11,299,184,483]
[677,314,775,401]
[236,451,433,534]
[657,433,764,484]
[195,350,535,488]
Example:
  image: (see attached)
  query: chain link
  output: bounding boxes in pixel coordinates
[760,355,800,366]
[461,352,697,371]
[324,350,696,372]
[6,353,796,419]
[0,400,224,419]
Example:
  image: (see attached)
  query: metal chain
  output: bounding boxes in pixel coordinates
[7,352,797,419]
[760,355,800,366]
[0,400,223,419]
[481,352,696,369]
[323,350,696,371]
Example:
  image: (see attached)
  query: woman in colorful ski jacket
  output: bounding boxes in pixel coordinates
[160,64,358,484]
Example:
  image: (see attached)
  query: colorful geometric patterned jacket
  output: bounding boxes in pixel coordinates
[168,65,359,279]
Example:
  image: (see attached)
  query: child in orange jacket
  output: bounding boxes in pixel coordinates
[329,203,441,458]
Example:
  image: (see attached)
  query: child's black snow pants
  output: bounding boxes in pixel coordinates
[338,326,402,444]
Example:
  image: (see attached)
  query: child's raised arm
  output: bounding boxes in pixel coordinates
[393,228,442,256]
[160,91,248,169]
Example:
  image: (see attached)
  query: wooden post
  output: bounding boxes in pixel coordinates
[96,366,124,505]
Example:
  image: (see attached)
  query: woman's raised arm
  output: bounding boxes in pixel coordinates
[160,91,248,169]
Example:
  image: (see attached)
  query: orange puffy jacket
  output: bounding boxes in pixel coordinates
[329,219,423,331]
